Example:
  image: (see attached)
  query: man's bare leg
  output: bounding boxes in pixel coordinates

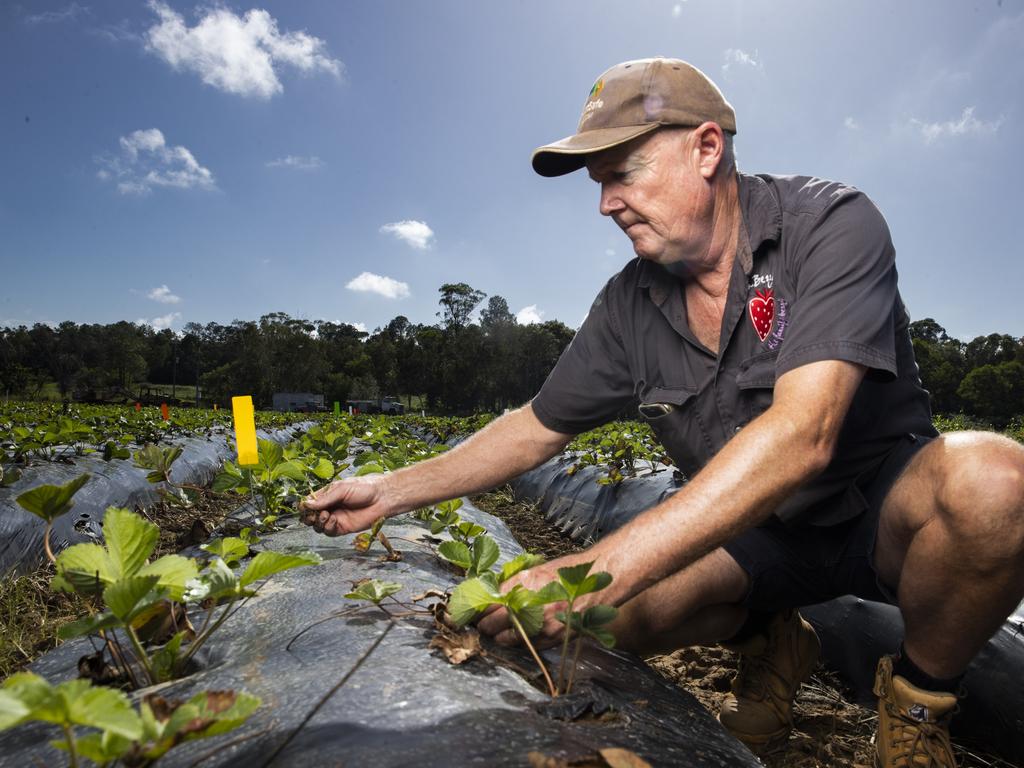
[874,431,1024,678]
[610,547,750,655]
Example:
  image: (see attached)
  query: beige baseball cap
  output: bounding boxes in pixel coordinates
[532,57,737,177]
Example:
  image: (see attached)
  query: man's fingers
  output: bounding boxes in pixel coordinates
[476,605,509,636]
[494,629,519,646]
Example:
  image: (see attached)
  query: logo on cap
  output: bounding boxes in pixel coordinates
[589,79,605,99]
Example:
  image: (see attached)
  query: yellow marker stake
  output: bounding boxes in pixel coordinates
[232,395,259,466]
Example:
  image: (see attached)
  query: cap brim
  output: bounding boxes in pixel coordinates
[531,123,663,177]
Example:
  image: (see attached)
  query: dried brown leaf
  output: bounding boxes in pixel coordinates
[429,627,482,665]
[410,589,447,603]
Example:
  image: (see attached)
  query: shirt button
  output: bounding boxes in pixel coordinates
[734,426,742,433]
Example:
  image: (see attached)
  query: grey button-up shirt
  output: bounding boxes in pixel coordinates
[531,172,936,526]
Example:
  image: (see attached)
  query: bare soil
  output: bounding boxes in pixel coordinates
[471,486,1019,768]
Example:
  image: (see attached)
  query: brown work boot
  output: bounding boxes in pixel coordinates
[873,654,958,767]
[717,609,821,753]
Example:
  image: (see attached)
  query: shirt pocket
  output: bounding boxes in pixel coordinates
[736,351,778,424]
[637,385,712,479]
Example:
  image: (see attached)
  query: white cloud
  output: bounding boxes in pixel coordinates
[672,4,683,18]
[909,106,1003,144]
[722,48,764,79]
[605,248,616,257]
[146,284,181,304]
[97,128,215,195]
[144,1,342,99]
[24,3,89,25]
[266,155,323,170]
[136,312,181,330]
[516,305,545,325]
[379,220,435,250]
[345,272,410,300]
[844,116,861,131]
[348,321,368,333]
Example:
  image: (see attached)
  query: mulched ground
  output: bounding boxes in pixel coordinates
[471,486,1019,768]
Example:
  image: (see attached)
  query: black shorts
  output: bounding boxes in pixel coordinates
[722,433,933,612]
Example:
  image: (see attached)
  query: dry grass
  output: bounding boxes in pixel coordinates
[0,563,91,679]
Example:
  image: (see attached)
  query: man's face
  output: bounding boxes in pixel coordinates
[586,129,711,266]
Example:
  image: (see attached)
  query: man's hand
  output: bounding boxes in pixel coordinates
[299,475,395,536]
[476,558,568,647]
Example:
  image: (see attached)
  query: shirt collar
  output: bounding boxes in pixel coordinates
[635,171,782,290]
[737,172,782,255]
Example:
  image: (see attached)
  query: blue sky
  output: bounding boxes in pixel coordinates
[1,0,1020,340]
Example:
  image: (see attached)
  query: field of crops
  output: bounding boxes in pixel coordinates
[1,402,1021,767]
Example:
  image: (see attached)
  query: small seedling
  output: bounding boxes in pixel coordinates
[449,572,557,696]
[353,516,386,552]
[543,561,617,693]
[133,444,203,509]
[0,672,260,768]
[42,501,320,688]
[345,579,402,606]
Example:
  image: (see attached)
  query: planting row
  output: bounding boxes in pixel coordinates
[0,400,314,480]
[0,415,755,767]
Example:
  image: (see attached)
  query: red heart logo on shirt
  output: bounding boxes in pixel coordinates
[749,289,775,342]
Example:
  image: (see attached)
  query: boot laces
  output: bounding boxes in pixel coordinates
[734,632,790,710]
[884,702,955,767]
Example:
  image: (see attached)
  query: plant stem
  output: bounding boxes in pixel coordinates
[97,628,138,690]
[509,613,556,698]
[62,723,79,768]
[556,600,574,694]
[565,636,584,695]
[124,624,157,686]
[43,521,55,564]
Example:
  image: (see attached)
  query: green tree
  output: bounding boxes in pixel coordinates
[957,361,1024,428]
[438,283,486,330]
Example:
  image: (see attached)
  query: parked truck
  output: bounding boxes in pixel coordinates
[272,392,327,413]
[346,397,405,415]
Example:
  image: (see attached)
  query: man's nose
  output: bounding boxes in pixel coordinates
[599,184,623,217]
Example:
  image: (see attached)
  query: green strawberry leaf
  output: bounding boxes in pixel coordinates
[239,550,321,588]
[104,507,160,578]
[15,474,91,523]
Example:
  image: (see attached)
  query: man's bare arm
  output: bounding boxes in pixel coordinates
[477,358,866,643]
[300,404,573,536]
[580,359,867,607]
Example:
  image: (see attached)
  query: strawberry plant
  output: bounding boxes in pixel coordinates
[15,474,92,562]
[344,579,403,606]
[540,561,617,693]
[17,476,321,688]
[447,554,616,698]
[449,572,558,696]
[0,672,260,768]
[213,438,311,529]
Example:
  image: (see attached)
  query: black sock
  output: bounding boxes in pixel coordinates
[723,609,776,645]
[893,644,964,694]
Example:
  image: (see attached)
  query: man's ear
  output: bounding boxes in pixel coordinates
[693,122,725,180]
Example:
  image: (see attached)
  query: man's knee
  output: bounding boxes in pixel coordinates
[932,431,1024,563]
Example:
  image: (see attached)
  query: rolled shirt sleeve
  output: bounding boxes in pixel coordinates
[530,278,636,435]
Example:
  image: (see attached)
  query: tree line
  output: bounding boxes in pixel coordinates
[0,284,575,414]
[909,318,1024,428]
[1,289,1021,424]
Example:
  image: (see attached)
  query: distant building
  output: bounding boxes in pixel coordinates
[272,392,326,413]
